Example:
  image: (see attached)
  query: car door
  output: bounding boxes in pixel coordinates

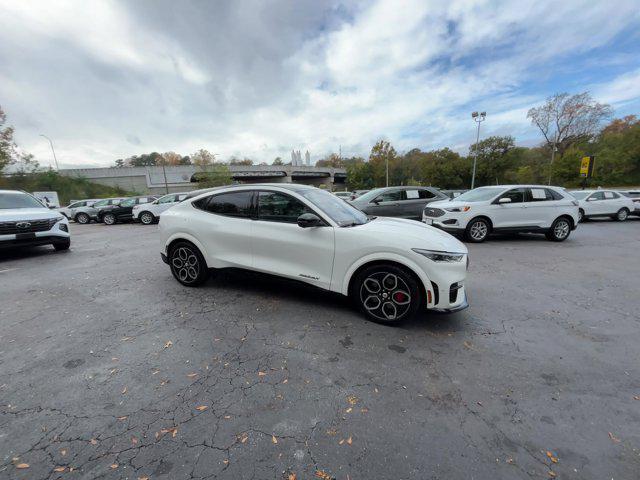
[250,190,335,290]
[585,191,605,215]
[191,190,253,268]
[525,187,558,227]
[366,189,404,217]
[490,188,529,228]
[603,191,623,214]
[399,188,440,219]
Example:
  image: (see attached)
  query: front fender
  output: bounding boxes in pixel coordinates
[164,232,210,267]
[339,252,434,307]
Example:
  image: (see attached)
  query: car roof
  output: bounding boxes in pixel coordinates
[0,189,29,195]
[185,183,320,199]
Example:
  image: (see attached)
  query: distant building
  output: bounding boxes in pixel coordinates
[305,150,310,166]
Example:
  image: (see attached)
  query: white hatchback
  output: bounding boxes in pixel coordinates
[569,189,635,222]
[133,192,188,224]
[159,184,469,324]
[422,185,580,243]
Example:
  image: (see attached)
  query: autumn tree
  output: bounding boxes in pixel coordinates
[191,149,216,168]
[272,157,284,165]
[369,140,397,187]
[316,153,344,168]
[527,92,612,182]
[160,151,183,166]
[0,106,16,173]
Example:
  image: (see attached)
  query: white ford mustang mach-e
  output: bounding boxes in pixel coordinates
[159,184,468,324]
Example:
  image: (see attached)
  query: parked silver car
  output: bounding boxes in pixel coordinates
[349,186,448,220]
[59,199,99,221]
[70,197,126,224]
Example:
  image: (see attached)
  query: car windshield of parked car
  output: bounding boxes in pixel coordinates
[301,189,369,226]
[569,191,590,200]
[0,192,44,209]
[455,187,507,202]
[352,188,385,203]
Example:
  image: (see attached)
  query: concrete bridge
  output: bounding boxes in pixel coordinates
[59,164,348,195]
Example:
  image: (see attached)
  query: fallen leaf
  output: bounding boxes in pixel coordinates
[339,439,344,445]
[54,466,66,472]
[548,471,556,478]
[477,401,483,406]
[117,416,128,421]
[506,458,514,464]
[109,369,117,375]
[345,407,352,413]
[608,431,621,443]
[326,428,337,436]
[240,435,248,444]
[288,474,297,480]
[152,370,160,375]
[346,436,353,445]
[121,387,127,394]
[195,405,208,411]
[463,340,473,350]
[121,336,134,342]
[131,436,138,445]
[283,378,288,384]
[224,415,231,419]
[546,451,558,463]
[272,435,278,444]
[16,463,29,469]
[138,477,150,480]
[186,373,198,378]
[315,470,332,480]
[634,395,640,401]
[347,395,358,405]
[163,340,173,349]
[258,371,267,377]
[360,407,369,413]
[90,438,98,445]
[111,463,118,469]
[60,448,67,456]
[223,459,229,465]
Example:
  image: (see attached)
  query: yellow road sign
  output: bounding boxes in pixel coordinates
[580,156,594,177]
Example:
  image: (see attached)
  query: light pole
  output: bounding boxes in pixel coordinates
[40,134,59,170]
[470,111,486,190]
[386,156,389,187]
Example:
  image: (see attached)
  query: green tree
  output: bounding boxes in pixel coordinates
[196,163,233,188]
[369,140,397,186]
[316,153,344,168]
[272,157,283,165]
[468,136,515,186]
[0,106,16,173]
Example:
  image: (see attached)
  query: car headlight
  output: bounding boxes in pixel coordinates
[412,248,466,262]
[445,206,470,212]
[55,215,64,222]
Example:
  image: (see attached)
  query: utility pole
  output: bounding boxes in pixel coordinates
[470,111,486,190]
[39,134,59,170]
[548,142,557,185]
[161,161,169,194]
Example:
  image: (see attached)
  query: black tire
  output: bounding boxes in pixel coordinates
[464,217,490,243]
[546,216,572,242]
[615,208,629,222]
[351,264,421,325]
[103,213,116,225]
[139,211,155,225]
[169,241,209,287]
[53,238,71,251]
[75,212,90,224]
[578,209,585,223]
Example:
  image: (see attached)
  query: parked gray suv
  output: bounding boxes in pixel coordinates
[349,186,448,220]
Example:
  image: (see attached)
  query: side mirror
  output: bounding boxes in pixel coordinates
[297,213,322,228]
[48,205,56,209]
[371,198,381,205]
[587,197,596,202]
[498,197,511,204]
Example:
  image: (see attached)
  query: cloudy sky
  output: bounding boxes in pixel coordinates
[1,0,639,168]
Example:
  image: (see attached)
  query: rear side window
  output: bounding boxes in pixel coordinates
[604,191,619,199]
[257,191,311,223]
[374,190,403,203]
[195,191,253,218]
[527,188,562,201]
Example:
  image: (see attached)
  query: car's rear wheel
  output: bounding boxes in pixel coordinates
[464,217,490,243]
[139,211,155,225]
[351,264,420,325]
[53,239,70,251]
[103,213,116,225]
[614,208,629,221]
[169,241,209,287]
[546,216,572,242]
[75,212,90,224]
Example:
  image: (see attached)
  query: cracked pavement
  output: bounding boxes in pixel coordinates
[1,219,639,479]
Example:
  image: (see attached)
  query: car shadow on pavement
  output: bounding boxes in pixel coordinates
[0,245,66,262]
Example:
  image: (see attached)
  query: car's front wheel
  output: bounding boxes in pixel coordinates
[578,208,585,223]
[464,217,490,243]
[103,213,116,225]
[75,212,90,224]
[169,241,209,287]
[546,216,572,242]
[614,208,629,221]
[139,211,155,225]
[351,264,420,325]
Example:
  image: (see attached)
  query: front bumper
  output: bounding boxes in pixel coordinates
[431,290,469,313]
[0,233,69,249]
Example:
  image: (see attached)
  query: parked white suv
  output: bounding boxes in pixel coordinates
[133,192,188,225]
[0,190,70,251]
[422,185,579,243]
[159,184,469,324]
[569,189,635,222]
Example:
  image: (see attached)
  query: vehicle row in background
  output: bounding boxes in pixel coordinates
[349,186,448,220]
[97,195,158,225]
[132,193,188,224]
[422,185,580,243]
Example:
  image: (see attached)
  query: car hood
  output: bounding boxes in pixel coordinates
[355,217,467,253]
[0,208,61,222]
[427,199,470,209]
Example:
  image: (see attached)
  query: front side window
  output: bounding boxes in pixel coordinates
[197,191,252,218]
[0,192,45,209]
[374,190,403,203]
[498,188,526,203]
[258,191,311,223]
[120,199,136,207]
[93,199,109,207]
[158,195,175,204]
[589,192,605,201]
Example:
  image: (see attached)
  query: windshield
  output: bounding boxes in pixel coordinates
[301,189,369,226]
[0,192,45,209]
[120,199,136,207]
[455,187,507,202]
[352,188,386,203]
[93,199,110,207]
[569,191,590,200]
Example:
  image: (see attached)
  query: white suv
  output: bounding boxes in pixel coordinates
[569,189,635,222]
[422,185,579,243]
[0,190,71,251]
[159,184,469,324]
[133,192,188,224]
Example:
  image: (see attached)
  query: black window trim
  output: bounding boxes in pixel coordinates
[253,189,330,226]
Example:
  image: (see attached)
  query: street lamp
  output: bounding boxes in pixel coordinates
[40,134,59,170]
[470,111,486,190]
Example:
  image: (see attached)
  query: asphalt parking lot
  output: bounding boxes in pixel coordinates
[1,219,639,479]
